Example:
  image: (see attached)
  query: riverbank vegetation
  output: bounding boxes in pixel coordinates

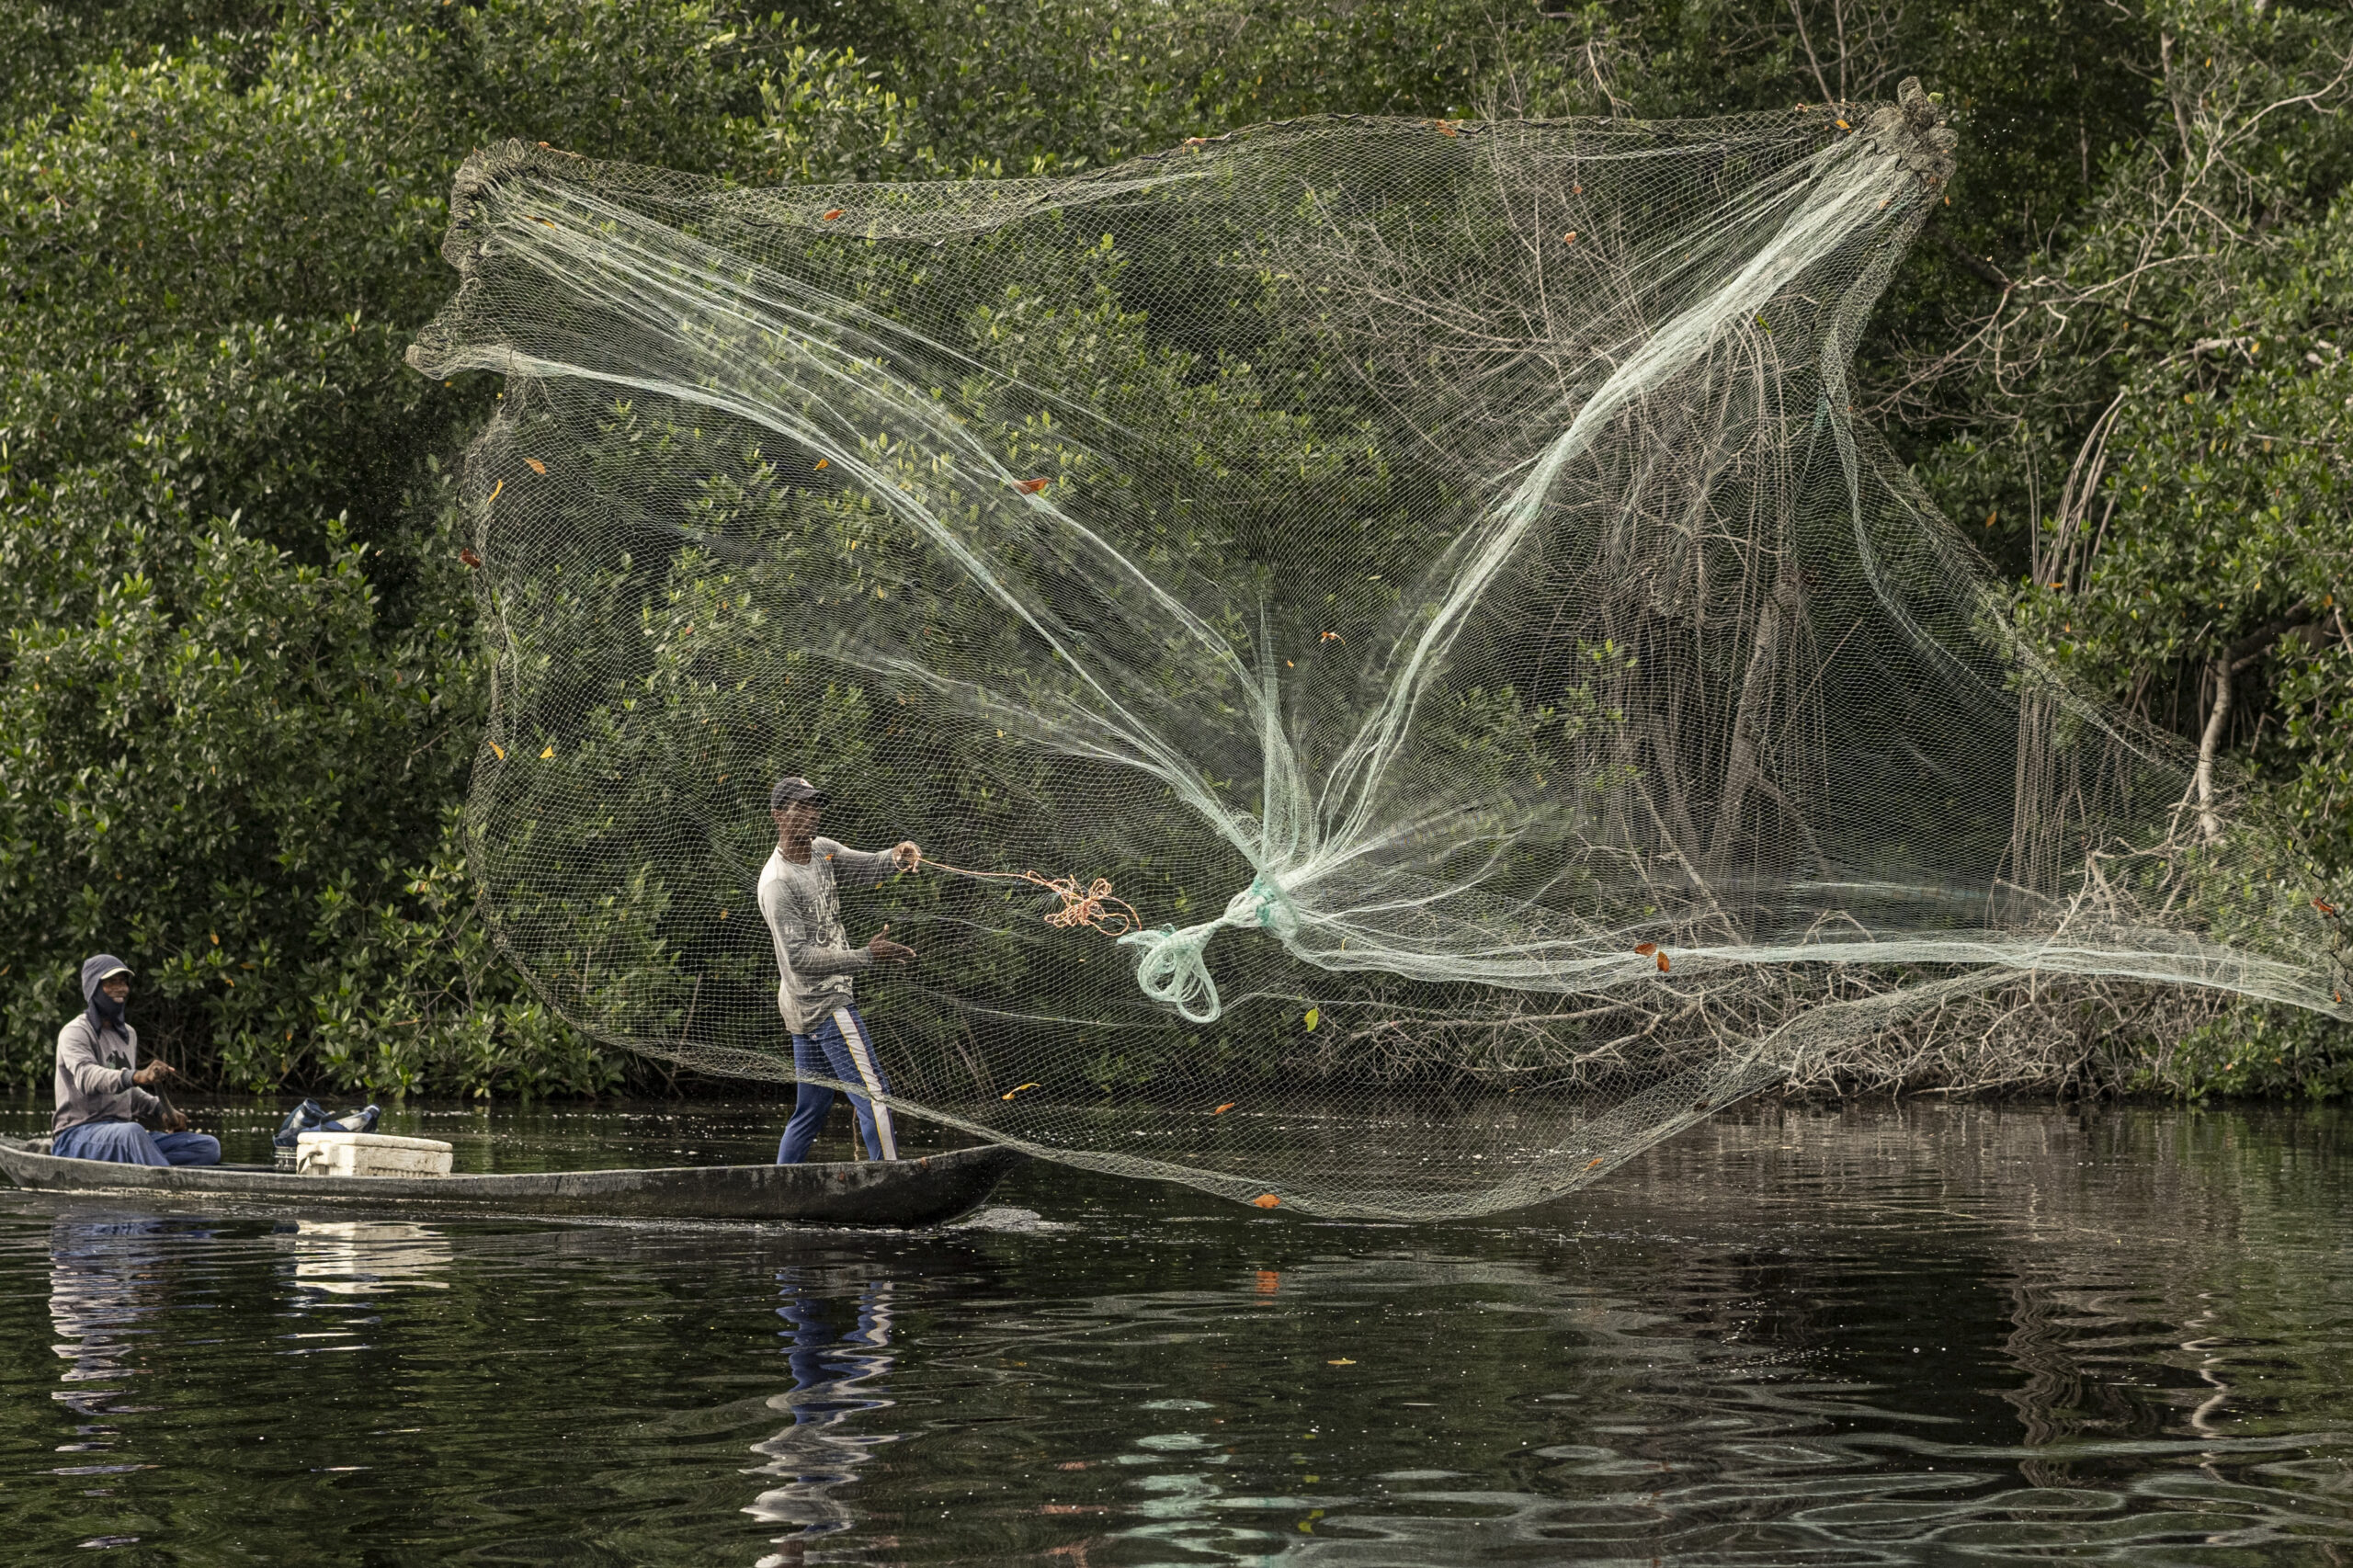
[2,0,2346,1101]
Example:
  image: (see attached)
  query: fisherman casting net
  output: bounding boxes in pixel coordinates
[408,83,2350,1219]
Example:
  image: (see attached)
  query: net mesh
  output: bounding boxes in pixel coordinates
[407,83,2351,1219]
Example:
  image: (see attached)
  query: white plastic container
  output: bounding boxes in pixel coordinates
[294,1130,454,1179]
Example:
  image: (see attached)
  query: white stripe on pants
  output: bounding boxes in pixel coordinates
[833,1006,898,1161]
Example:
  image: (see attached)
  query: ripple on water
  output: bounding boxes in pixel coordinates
[0,1099,2347,1563]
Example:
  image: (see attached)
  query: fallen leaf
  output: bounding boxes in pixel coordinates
[1303,1007,1320,1031]
[1016,477,1050,494]
[1056,1460,1087,1471]
[459,548,483,569]
[489,741,506,760]
[813,457,829,471]
[2316,900,2339,916]
[1586,1155,1604,1170]
[1656,952,1671,972]
[1251,1193,1281,1209]
[1212,1103,1236,1115]
[1562,230,1576,244]
[1432,119,1458,136]
[540,744,554,759]
[1327,1358,1356,1366]
[1835,118,1851,130]
[821,208,844,221]
[1255,1269,1281,1294]
[1000,1082,1041,1101]
[486,478,504,505]
[525,458,546,474]
[1633,942,1657,956]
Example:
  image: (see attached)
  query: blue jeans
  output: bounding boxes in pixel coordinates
[52,1119,221,1167]
[776,1006,898,1164]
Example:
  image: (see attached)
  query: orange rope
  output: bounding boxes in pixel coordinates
[921,857,1143,938]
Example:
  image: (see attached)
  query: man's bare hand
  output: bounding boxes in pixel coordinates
[132,1061,175,1087]
[160,1108,189,1133]
[891,840,922,871]
[868,930,916,964]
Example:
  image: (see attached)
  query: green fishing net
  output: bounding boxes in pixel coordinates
[409,81,2349,1218]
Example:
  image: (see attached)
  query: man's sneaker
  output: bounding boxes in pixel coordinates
[273,1100,327,1148]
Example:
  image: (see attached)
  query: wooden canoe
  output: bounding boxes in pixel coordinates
[0,1136,1022,1227]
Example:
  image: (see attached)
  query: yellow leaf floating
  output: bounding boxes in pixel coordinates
[1000,1082,1041,1101]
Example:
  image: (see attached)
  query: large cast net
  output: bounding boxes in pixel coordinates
[409,82,2350,1218]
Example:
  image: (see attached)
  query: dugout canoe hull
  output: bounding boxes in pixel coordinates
[0,1137,1022,1227]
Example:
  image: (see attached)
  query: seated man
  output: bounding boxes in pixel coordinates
[51,955,219,1167]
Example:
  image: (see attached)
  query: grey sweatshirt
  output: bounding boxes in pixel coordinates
[756,837,896,1032]
[53,1014,160,1135]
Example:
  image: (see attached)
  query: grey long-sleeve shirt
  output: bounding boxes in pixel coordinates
[756,837,896,1033]
[52,1015,160,1134]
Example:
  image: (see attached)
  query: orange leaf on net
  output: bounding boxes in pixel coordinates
[1632,942,1656,956]
[1016,477,1050,494]
[1656,952,1671,972]
[525,458,546,474]
[1562,231,1576,244]
[1211,1103,1235,1115]
[821,209,844,221]
[2316,900,2339,915]
[813,457,829,471]
[1585,1156,1604,1170]
[459,548,483,569]
[1251,1193,1281,1209]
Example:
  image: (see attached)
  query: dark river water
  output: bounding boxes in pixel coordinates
[2,1098,2347,1565]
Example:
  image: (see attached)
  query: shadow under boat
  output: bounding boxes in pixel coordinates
[0,1136,1022,1228]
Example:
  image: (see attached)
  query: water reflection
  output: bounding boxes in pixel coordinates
[45,1215,204,1550]
[285,1221,453,1295]
[747,1269,903,1560]
[2,1102,2350,1565]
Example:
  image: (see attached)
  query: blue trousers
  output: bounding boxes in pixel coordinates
[776,1006,898,1164]
[53,1119,221,1167]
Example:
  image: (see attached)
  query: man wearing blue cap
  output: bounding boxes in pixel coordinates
[758,776,920,1164]
[51,956,221,1166]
